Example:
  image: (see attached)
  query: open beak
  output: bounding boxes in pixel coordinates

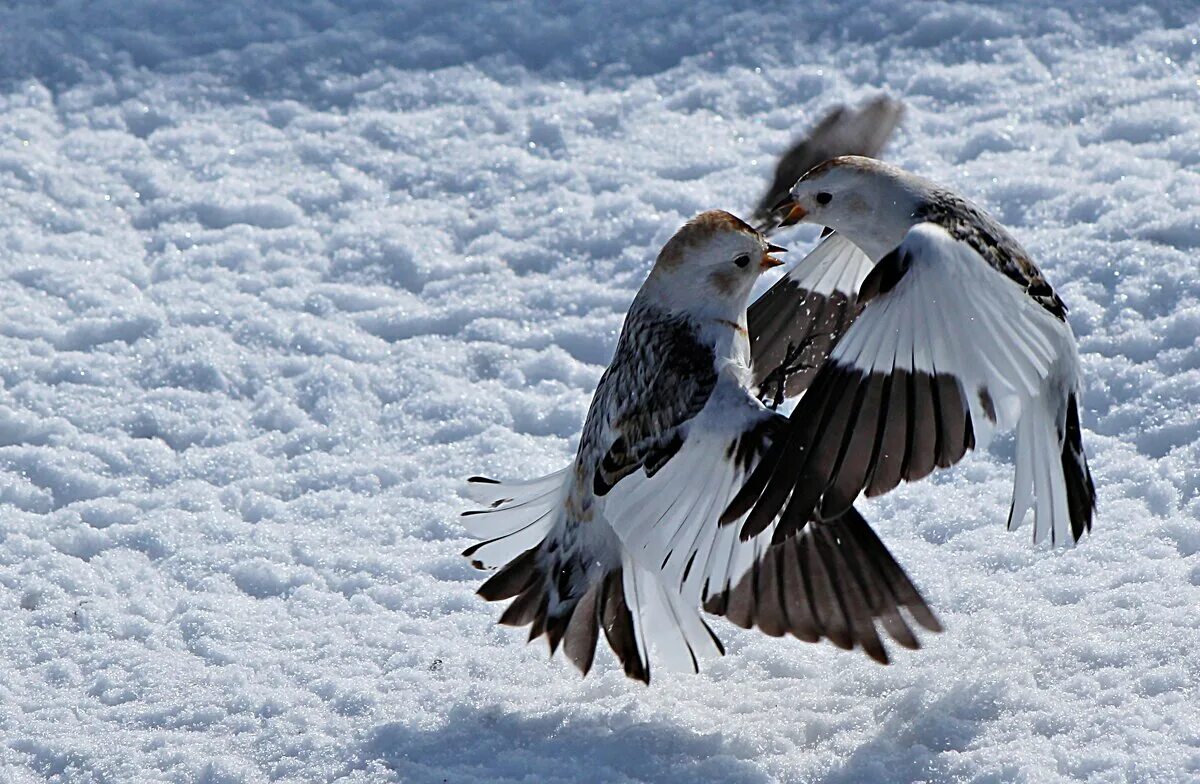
[760,251,785,270]
[774,198,807,227]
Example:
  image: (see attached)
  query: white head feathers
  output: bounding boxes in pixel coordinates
[645,210,784,318]
[786,156,928,261]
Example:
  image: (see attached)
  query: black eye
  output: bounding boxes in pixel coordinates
[733,254,751,268]
[816,192,833,205]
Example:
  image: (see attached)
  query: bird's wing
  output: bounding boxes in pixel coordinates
[748,231,875,404]
[602,384,784,605]
[602,381,939,664]
[754,96,904,225]
[703,504,941,663]
[725,222,1095,547]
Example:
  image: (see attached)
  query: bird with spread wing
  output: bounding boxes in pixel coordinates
[727,156,1095,551]
[460,95,1093,683]
[459,96,940,682]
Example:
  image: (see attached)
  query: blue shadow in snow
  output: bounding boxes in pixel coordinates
[358,703,771,784]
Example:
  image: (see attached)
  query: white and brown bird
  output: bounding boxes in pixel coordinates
[725,156,1096,551]
[461,210,939,683]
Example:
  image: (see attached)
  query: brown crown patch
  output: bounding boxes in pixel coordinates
[656,210,760,269]
[798,155,892,183]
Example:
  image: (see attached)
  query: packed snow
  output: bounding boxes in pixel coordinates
[0,1,1198,782]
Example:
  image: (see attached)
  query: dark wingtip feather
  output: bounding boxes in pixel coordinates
[545,611,571,654]
[527,595,551,641]
[563,585,601,676]
[599,570,650,685]
[467,476,500,484]
[908,605,944,634]
[1061,393,1096,542]
[706,505,940,663]
[474,542,653,683]
[498,582,547,628]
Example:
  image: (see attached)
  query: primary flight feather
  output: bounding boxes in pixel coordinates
[727,156,1096,549]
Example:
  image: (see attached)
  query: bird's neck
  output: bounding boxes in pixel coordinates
[833,221,912,263]
[639,273,750,323]
[633,275,752,368]
[827,179,924,261]
[698,313,751,374]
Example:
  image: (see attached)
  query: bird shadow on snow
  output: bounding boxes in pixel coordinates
[820,684,999,784]
[356,682,997,783]
[358,704,771,784]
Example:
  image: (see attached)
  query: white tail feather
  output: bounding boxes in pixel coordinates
[624,552,723,674]
[1009,389,1075,547]
[460,469,569,568]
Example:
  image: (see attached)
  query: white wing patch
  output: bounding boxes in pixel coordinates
[459,469,568,568]
[602,380,781,608]
[833,222,1083,544]
[793,230,877,297]
[727,221,1092,549]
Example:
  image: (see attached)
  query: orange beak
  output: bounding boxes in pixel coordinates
[760,252,785,270]
[778,201,807,227]
[760,241,786,269]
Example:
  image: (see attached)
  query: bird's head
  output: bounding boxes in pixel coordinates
[647,210,785,316]
[770,155,922,260]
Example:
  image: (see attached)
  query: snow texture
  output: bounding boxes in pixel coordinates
[0,1,1198,782]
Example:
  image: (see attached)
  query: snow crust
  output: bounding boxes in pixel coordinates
[0,1,1198,781]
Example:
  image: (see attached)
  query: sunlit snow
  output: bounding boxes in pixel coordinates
[0,2,1198,782]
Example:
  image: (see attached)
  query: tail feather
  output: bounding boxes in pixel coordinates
[1008,390,1095,546]
[462,469,568,508]
[704,505,940,664]
[461,468,720,684]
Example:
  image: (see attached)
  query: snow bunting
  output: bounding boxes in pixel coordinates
[462,211,939,683]
[726,156,1096,549]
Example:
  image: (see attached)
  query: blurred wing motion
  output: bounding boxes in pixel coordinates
[725,223,1096,547]
[748,231,875,404]
[754,96,904,226]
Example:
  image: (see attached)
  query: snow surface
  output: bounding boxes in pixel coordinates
[0,1,1198,782]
